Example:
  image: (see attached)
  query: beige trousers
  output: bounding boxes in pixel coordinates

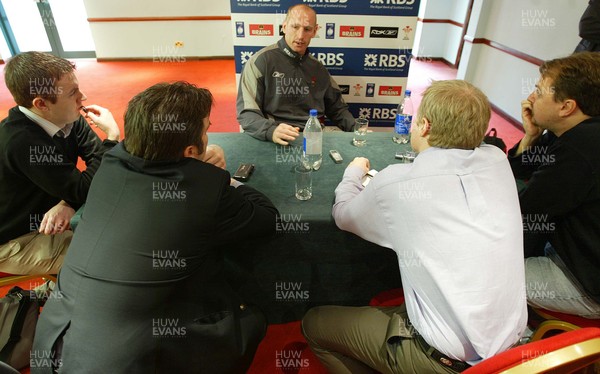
[302,304,457,374]
[0,231,72,274]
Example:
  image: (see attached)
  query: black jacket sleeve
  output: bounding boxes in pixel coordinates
[580,0,600,42]
[212,174,279,244]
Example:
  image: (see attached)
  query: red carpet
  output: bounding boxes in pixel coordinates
[248,321,327,374]
[0,59,238,136]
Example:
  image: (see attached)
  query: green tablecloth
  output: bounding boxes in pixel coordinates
[211,132,410,323]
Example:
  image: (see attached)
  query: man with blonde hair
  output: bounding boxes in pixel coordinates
[303,80,527,373]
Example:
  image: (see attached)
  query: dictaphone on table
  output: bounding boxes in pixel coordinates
[361,169,378,187]
[329,150,343,163]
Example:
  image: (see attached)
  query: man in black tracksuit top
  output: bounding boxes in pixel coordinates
[236,4,355,145]
[509,52,600,318]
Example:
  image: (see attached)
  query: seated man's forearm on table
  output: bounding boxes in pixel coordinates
[237,109,278,141]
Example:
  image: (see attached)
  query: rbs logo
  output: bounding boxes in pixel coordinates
[364,53,408,68]
[360,107,398,120]
[312,53,345,67]
[240,51,255,65]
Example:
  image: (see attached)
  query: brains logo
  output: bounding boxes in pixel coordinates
[240,51,254,65]
[364,54,378,67]
[359,108,372,118]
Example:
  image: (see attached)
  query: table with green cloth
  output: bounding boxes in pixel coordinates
[211,131,410,323]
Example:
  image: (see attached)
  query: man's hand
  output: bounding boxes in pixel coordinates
[521,100,542,138]
[272,123,300,145]
[39,200,75,235]
[203,144,226,169]
[84,104,121,141]
[348,157,370,174]
[516,100,543,156]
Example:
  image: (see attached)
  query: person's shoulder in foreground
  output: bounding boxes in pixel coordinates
[32,81,278,374]
[302,80,527,373]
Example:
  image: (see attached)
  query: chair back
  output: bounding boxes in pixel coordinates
[463,327,600,374]
[529,307,600,342]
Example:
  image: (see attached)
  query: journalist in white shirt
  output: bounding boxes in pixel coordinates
[302,80,527,374]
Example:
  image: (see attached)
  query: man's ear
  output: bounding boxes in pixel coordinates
[31,97,49,112]
[183,145,200,159]
[559,99,578,117]
[420,117,431,137]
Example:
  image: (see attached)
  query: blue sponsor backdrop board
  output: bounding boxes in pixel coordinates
[234,46,412,77]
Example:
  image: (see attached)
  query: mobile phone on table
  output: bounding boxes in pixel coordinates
[233,163,255,181]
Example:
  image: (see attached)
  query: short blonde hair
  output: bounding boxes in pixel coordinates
[418,80,490,150]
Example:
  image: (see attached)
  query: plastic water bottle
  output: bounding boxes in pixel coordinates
[393,89,413,144]
[302,109,323,170]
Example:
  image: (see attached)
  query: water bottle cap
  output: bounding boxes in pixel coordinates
[405,90,411,96]
[309,109,318,116]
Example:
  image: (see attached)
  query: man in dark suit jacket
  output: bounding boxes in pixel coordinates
[32,82,279,373]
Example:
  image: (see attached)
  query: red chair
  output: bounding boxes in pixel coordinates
[529,307,600,342]
[463,327,600,373]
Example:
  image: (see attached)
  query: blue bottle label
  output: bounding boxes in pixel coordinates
[395,114,412,135]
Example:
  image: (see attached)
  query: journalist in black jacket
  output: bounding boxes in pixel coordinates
[32,82,279,373]
[508,52,600,318]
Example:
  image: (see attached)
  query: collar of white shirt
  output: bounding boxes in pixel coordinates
[18,106,74,138]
